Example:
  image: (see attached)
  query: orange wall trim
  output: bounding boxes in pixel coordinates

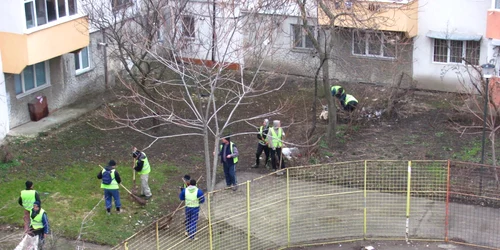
[177,57,241,71]
[486,10,500,39]
[0,16,89,74]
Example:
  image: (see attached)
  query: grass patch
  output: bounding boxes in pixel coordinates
[0,161,179,246]
[452,141,481,162]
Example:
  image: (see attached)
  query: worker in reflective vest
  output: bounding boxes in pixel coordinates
[29,201,50,247]
[179,179,205,240]
[266,120,286,173]
[97,160,122,215]
[18,181,41,233]
[133,147,152,199]
[330,85,345,98]
[252,119,270,168]
[340,94,358,112]
[219,136,239,191]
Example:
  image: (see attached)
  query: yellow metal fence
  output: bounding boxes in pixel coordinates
[112,160,500,250]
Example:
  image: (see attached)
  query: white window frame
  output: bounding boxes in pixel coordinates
[352,30,399,59]
[291,24,315,50]
[24,0,78,30]
[75,46,91,75]
[432,39,480,65]
[14,61,51,98]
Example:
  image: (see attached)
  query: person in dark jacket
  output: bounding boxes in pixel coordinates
[252,119,270,168]
[339,94,358,112]
[179,179,205,240]
[97,160,122,215]
[132,147,152,199]
[219,136,239,191]
[19,181,41,233]
[29,201,50,247]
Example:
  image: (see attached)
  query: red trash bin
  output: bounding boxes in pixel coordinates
[28,96,49,122]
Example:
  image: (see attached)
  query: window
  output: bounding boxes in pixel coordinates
[353,30,399,58]
[432,39,480,65]
[24,0,78,29]
[14,62,50,95]
[111,0,132,10]
[75,46,90,73]
[182,16,195,38]
[292,24,314,49]
[496,0,500,9]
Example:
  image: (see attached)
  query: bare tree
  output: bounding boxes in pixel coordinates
[448,60,500,183]
[88,0,290,191]
[295,0,416,145]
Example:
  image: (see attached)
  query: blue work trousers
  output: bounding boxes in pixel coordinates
[223,163,237,186]
[104,189,121,209]
[185,207,200,238]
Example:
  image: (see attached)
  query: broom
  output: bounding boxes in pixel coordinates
[99,165,147,205]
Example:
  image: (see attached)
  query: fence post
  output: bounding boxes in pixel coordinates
[405,161,412,243]
[247,180,251,250]
[124,241,128,250]
[156,220,159,250]
[208,192,213,250]
[363,160,367,240]
[445,159,451,242]
[286,168,291,247]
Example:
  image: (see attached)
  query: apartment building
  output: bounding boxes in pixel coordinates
[413,0,490,91]
[0,0,107,140]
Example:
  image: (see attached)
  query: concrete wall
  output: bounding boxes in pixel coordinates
[0,1,24,34]
[413,0,490,92]
[329,29,414,87]
[6,32,108,128]
[0,53,8,141]
[243,15,320,77]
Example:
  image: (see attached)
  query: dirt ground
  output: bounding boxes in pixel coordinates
[1,74,497,249]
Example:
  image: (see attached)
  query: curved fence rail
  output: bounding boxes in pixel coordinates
[111,160,500,250]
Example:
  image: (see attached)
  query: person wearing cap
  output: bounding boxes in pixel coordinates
[252,119,270,168]
[182,175,191,190]
[266,120,286,173]
[18,181,41,233]
[97,160,122,214]
[179,179,205,240]
[132,147,152,200]
[29,201,50,247]
[219,136,239,191]
[330,85,345,98]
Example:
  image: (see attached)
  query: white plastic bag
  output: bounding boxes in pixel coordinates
[15,234,39,250]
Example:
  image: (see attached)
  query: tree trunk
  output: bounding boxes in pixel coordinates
[308,57,327,138]
[210,138,220,191]
[322,56,336,146]
[203,127,212,191]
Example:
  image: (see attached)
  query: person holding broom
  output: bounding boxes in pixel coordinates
[132,147,152,200]
[97,160,122,215]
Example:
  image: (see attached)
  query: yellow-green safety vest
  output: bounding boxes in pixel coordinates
[185,187,200,208]
[30,208,45,230]
[138,153,151,175]
[21,190,36,211]
[259,126,266,145]
[101,169,119,189]
[220,142,239,163]
[269,127,283,148]
[343,94,358,104]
